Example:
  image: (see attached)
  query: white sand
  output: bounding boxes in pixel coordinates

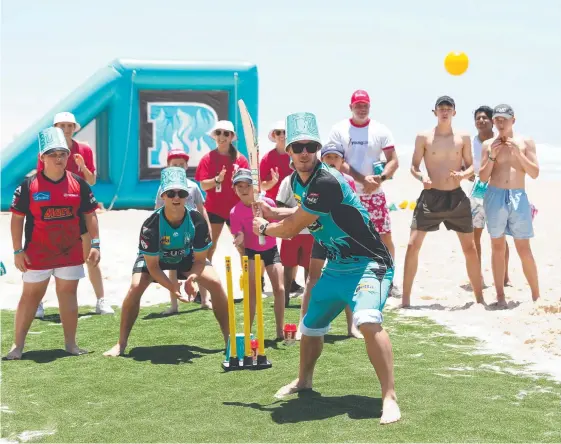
[1,174,560,382]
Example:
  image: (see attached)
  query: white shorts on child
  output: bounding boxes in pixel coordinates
[23,265,85,283]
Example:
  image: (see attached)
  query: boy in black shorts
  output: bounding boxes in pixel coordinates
[104,167,230,357]
[230,169,285,339]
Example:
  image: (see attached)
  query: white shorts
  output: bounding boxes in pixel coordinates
[22,265,85,283]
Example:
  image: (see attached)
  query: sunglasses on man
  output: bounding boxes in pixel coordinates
[290,142,320,154]
[274,130,285,136]
[164,189,188,198]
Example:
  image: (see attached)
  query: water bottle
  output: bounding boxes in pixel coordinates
[0,261,6,276]
[372,161,385,176]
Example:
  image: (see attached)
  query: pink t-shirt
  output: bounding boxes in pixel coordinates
[230,196,277,251]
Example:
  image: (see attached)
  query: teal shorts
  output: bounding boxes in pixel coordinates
[301,261,394,336]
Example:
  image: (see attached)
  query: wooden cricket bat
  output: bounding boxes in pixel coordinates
[238,99,266,245]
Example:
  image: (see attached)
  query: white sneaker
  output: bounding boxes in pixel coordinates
[96,298,114,315]
[35,302,44,319]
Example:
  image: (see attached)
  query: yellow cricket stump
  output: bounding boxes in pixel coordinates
[221,255,272,371]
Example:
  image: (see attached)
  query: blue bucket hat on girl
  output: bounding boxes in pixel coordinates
[160,167,190,195]
[38,127,70,155]
[285,112,322,148]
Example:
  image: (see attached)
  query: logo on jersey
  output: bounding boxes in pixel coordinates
[173,232,179,237]
[184,233,191,245]
[162,249,185,259]
[41,206,74,221]
[64,193,79,198]
[293,194,302,206]
[160,236,171,246]
[305,192,319,205]
[140,239,148,250]
[33,192,51,202]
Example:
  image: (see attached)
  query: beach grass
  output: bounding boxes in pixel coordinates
[2,299,561,443]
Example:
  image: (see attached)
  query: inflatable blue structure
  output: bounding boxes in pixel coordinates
[0,59,259,210]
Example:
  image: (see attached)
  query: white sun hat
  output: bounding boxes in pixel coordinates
[211,120,237,141]
[53,112,81,133]
[268,120,286,142]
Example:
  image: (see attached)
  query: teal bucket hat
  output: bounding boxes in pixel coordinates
[160,167,189,195]
[285,112,322,148]
[38,127,70,155]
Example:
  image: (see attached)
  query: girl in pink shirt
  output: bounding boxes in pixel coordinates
[230,168,285,339]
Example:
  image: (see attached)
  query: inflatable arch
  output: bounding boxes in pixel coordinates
[0,58,259,210]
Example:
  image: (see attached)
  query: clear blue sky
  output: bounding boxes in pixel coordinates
[1,0,560,150]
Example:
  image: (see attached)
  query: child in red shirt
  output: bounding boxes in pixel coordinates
[230,168,285,339]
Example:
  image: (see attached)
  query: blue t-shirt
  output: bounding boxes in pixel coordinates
[138,207,212,264]
[291,162,393,271]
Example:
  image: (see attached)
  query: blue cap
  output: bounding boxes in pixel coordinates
[320,142,345,159]
[232,168,253,185]
[160,167,190,195]
[285,112,321,147]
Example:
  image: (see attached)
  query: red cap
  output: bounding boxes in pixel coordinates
[167,149,190,162]
[350,90,370,105]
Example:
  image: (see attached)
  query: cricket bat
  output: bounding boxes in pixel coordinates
[238,99,266,246]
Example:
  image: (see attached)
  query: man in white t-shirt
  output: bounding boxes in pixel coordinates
[327,89,399,263]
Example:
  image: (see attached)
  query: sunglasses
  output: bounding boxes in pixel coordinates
[290,142,320,154]
[274,130,285,136]
[214,130,232,137]
[165,189,188,198]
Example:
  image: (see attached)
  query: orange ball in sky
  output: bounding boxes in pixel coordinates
[444,52,469,76]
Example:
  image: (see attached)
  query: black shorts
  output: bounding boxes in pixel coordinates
[132,254,197,280]
[245,245,281,267]
[411,188,473,233]
[208,212,230,226]
[311,240,327,261]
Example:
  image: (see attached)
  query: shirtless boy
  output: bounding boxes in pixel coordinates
[402,96,484,307]
[478,104,540,305]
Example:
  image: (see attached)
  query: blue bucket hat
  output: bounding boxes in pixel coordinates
[38,127,70,155]
[285,112,322,148]
[160,167,190,195]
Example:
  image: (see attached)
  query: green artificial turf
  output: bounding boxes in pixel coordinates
[2,299,560,443]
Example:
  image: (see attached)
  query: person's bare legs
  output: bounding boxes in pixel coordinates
[401,230,427,307]
[283,265,294,307]
[513,239,540,301]
[207,222,225,262]
[196,265,230,346]
[344,306,363,339]
[360,322,401,425]
[266,262,285,339]
[456,232,484,304]
[275,334,324,398]
[504,242,511,286]
[104,273,152,356]
[490,237,507,306]
[54,277,86,355]
[6,279,50,360]
[296,258,323,340]
[473,227,487,288]
[163,270,180,314]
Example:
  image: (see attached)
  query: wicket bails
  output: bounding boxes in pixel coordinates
[222,255,272,371]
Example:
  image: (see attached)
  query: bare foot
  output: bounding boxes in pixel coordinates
[103,343,126,357]
[201,301,213,310]
[504,280,512,287]
[348,325,364,339]
[295,329,302,341]
[380,397,402,425]
[161,307,179,315]
[5,345,23,360]
[66,345,89,355]
[274,378,312,399]
[532,294,540,302]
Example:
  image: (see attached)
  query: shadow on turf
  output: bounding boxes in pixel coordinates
[2,349,86,363]
[142,307,204,320]
[125,344,222,365]
[224,390,382,423]
[38,312,97,323]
